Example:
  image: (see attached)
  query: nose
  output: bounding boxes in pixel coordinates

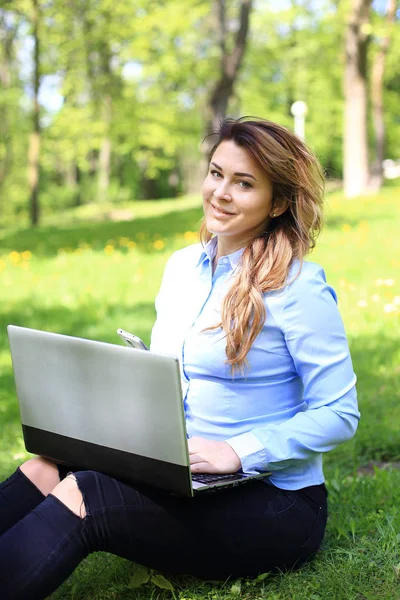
[213,180,232,201]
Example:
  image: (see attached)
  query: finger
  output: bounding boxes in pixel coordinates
[190,461,212,473]
[189,453,204,465]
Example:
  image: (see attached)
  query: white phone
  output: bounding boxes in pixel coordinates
[117,329,149,351]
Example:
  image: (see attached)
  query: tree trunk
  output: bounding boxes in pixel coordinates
[370,0,397,191]
[343,0,372,198]
[0,16,15,216]
[203,0,253,157]
[28,0,41,226]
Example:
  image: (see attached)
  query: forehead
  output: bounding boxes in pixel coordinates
[212,140,258,172]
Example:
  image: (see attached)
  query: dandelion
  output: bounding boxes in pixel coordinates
[119,237,130,247]
[0,259,6,271]
[127,241,137,250]
[9,251,20,264]
[104,245,114,255]
[183,231,198,242]
[383,304,396,314]
[357,299,368,308]
[341,224,352,232]
[153,239,165,250]
[21,250,32,260]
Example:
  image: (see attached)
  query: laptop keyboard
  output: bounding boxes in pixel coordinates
[191,472,247,485]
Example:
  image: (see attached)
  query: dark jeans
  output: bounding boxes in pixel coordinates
[0,466,327,600]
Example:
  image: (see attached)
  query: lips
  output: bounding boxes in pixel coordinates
[211,203,234,216]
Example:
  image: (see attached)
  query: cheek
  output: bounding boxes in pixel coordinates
[243,198,271,223]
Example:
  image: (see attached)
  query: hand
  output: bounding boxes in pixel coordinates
[188,436,242,474]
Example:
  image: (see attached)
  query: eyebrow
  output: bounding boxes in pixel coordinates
[211,162,257,181]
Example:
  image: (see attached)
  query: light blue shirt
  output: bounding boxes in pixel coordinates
[150,238,359,490]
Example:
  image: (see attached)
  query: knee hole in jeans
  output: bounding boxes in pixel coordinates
[51,474,88,519]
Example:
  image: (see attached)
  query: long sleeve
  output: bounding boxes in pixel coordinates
[226,263,360,476]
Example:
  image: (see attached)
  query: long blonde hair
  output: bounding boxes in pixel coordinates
[201,117,324,373]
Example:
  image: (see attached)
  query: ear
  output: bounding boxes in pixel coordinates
[270,199,289,218]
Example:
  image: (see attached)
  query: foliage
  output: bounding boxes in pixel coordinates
[1,1,400,223]
[0,183,400,598]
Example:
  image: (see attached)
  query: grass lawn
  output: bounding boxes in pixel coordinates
[0,185,400,599]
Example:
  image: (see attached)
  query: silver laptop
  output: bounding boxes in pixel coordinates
[7,325,269,497]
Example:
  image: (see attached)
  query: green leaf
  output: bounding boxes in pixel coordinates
[151,573,175,590]
[230,580,242,595]
[255,572,270,582]
[128,563,150,588]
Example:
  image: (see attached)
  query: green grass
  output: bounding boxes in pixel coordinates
[1,185,400,599]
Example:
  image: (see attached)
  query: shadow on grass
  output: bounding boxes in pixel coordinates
[0,207,204,257]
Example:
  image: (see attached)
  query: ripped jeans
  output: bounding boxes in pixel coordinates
[0,466,327,600]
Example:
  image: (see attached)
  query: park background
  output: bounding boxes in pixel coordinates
[1,0,400,598]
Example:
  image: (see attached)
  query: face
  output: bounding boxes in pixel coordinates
[202,140,275,255]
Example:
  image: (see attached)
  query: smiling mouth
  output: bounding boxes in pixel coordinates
[211,203,234,216]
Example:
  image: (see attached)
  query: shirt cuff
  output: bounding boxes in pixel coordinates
[225,431,269,474]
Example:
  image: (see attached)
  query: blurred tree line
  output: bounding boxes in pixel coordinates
[0,0,399,226]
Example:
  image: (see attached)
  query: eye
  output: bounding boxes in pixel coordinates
[239,180,252,189]
[211,169,222,179]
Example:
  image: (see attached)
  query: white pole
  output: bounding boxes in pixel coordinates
[290,101,308,140]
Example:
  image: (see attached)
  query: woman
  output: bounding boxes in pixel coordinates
[0,117,359,600]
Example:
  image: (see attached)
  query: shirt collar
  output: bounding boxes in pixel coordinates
[196,237,244,271]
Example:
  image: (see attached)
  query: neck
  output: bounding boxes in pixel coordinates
[214,237,244,263]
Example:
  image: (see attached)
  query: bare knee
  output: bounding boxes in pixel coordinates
[20,456,60,496]
[52,475,87,519]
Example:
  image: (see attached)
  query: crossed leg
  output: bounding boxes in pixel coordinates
[20,456,86,518]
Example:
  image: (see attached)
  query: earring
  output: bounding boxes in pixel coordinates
[272,213,277,217]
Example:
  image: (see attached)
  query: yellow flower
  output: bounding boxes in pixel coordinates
[0,259,5,271]
[104,245,115,255]
[183,231,198,242]
[127,241,137,249]
[9,251,20,264]
[153,239,165,250]
[21,250,32,260]
[341,224,352,233]
[118,237,130,247]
